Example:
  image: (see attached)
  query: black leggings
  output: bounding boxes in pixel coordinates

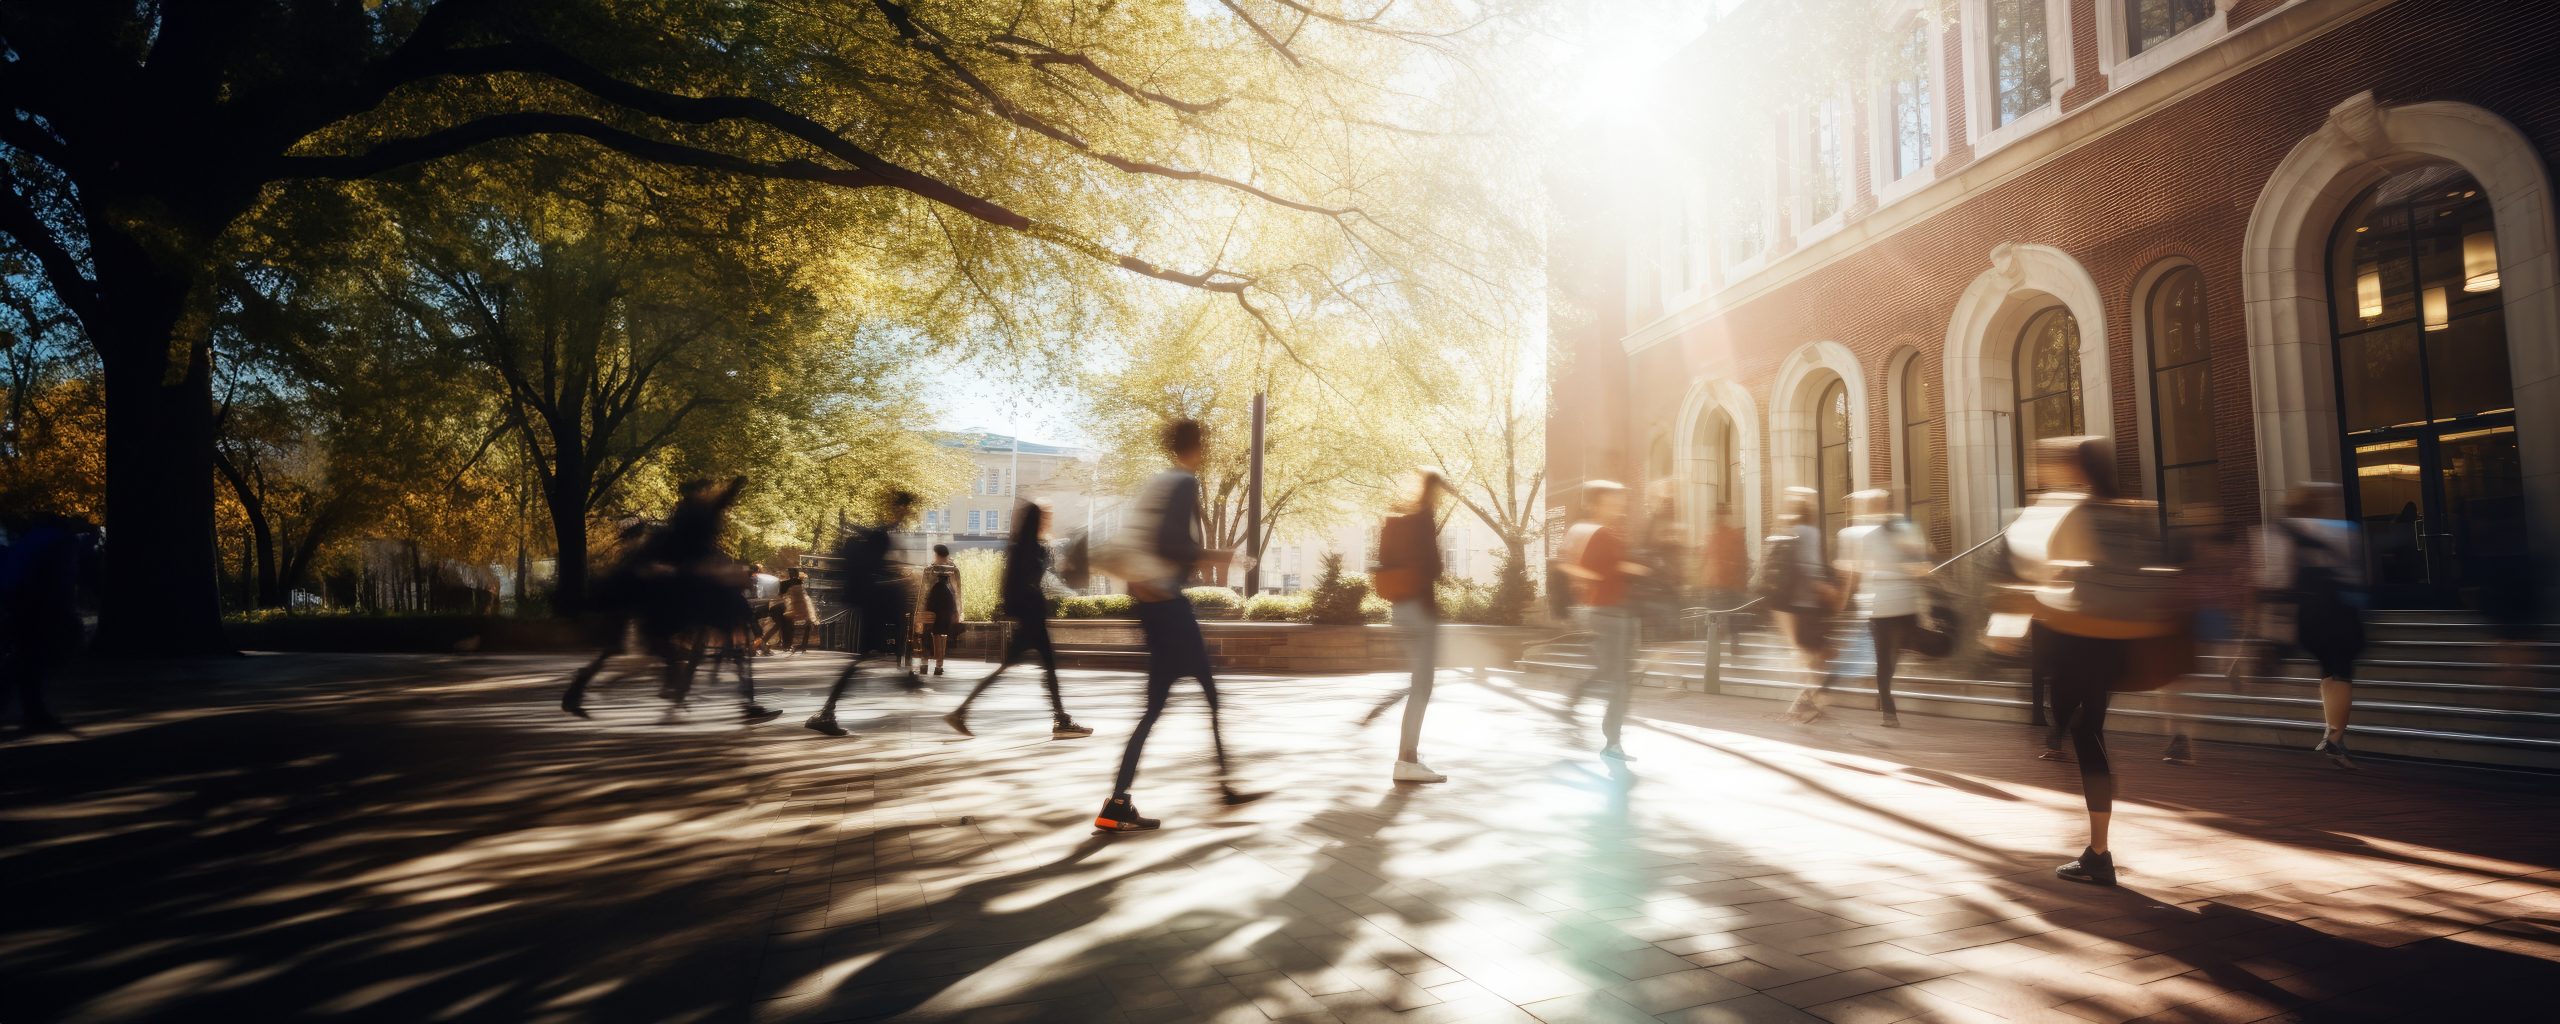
[959,615,1068,721]
[1869,615,1914,715]
[2034,623,2125,813]
[1113,599,1230,796]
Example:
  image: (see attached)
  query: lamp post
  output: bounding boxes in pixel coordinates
[1246,391,1265,597]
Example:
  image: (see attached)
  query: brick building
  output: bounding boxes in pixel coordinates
[1550,0,2558,610]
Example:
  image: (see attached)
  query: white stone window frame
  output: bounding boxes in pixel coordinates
[1961,0,2077,161]
[2097,0,2235,96]
[1674,377,1765,551]
[1794,93,1854,247]
[1769,340,1874,509]
[1868,2,1948,211]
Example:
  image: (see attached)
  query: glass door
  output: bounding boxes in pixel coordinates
[2329,165,2521,607]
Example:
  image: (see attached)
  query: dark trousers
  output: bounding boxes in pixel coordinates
[1869,614,1914,716]
[2035,623,2123,814]
[960,614,1067,721]
[821,612,916,711]
[1113,598,1230,796]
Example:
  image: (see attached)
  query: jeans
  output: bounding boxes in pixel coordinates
[1391,598,1438,761]
[1113,598,1230,795]
[1582,607,1638,747]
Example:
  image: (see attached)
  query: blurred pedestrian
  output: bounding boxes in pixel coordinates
[1560,480,1643,761]
[1634,492,1686,637]
[1370,468,1450,783]
[2161,515,2253,765]
[777,566,816,654]
[747,561,781,656]
[1092,419,1262,833]
[946,500,1091,739]
[806,491,925,738]
[2002,436,2183,887]
[915,544,962,676]
[1700,502,1750,652]
[1836,489,1927,728]
[2263,483,2367,769]
[2,514,94,733]
[1760,488,1843,724]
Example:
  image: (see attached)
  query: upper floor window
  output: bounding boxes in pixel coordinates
[2126,0,2211,56]
[1989,0,2053,127]
[1724,160,1768,267]
[1888,21,1933,181]
[1807,98,1845,223]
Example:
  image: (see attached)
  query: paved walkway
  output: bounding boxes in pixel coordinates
[4,653,2555,1023]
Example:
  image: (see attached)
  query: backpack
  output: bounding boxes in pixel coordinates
[1091,473,1178,584]
[1749,531,1802,606]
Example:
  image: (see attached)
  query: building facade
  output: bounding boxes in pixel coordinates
[907,431,1107,554]
[1552,0,2559,609]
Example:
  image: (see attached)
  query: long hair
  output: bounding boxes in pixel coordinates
[1007,500,1046,552]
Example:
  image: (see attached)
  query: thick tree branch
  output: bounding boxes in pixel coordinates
[0,168,99,335]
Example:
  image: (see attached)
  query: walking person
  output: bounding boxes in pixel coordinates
[915,544,962,676]
[1370,469,1451,783]
[2264,484,2368,769]
[1,514,94,734]
[1836,489,1927,728]
[1093,419,1263,833]
[746,562,782,656]
[777,566,816,653]
[946,500,1092,739]
[806,491,925,737]
[1560,480,1644,761]
[1699,503,1750,656]
[2161,516,2252,765]
[1763,488,1843,724]
[2002,437,2184,887]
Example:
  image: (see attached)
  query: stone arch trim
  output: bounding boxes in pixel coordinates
[2242,93,2558,565]
[1941,242,2115,546]
[1768,340,1874,510]
[1674,377,1765,547]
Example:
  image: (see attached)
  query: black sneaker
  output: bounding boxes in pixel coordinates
[2057,847,2116,886]
[741,704,784,724]
[2313,736,2360,771]
[942,709,973,737]
[1220,786,1267,806]
[2037,747,2073,763]
[803,712,847,737]
[1095,794,1160,832]
[1051,720,1094,739]
[562,697,589,719]
[2162,735,2194,766]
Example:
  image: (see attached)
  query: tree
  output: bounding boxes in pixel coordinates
[0,0,1505,652]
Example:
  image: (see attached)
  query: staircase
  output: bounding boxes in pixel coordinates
[1519,610,2560,770]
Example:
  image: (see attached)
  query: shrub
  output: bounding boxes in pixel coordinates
[1487,544,1536,626]
[952,549,1002,621]
[1434,577,1498,624]
[1303,552,1372,625]
[1359,594,1391,623]
[1243,592,1310,622]
[1056,594,1137,619]
[1184,586,1242,611]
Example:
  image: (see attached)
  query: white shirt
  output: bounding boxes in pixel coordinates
[751,572,781,600]
[1839,519,1928,618]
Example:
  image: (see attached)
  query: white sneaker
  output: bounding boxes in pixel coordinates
[1392,760,1448,783]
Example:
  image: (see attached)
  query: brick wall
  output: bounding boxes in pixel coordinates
[1601,0,2560,546]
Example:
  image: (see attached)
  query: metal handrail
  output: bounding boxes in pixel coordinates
[1922,530,2009,578]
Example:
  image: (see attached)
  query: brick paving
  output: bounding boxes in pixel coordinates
[4,653,2556,1023]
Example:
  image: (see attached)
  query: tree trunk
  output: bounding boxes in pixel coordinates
[88,267,230,654]
[545,464,589,617]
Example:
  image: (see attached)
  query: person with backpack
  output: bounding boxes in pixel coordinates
[1759,488,1843,723]
[945,500,1092,740]
[2263,483,2367,769]
[1835,489,1929,728]
[1092,419,1263,832]
[805,491,925,737]
[1560,480,1644,761]
[1370,469,1450,783]
[2002,436,2185,887]
[914,544,963,676]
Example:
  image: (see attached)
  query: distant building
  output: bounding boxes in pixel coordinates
[905,429,1106,554]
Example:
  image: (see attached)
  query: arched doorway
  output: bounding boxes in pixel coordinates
[1678,377,1764,550]
[2328,164,2524,605]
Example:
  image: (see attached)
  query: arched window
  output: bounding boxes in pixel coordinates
[1900,357,1942,551]
[2014,306,2084,501]
[1888,19,1933,181]
[2145,266,2218,530]
[1817,378,1853,543]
